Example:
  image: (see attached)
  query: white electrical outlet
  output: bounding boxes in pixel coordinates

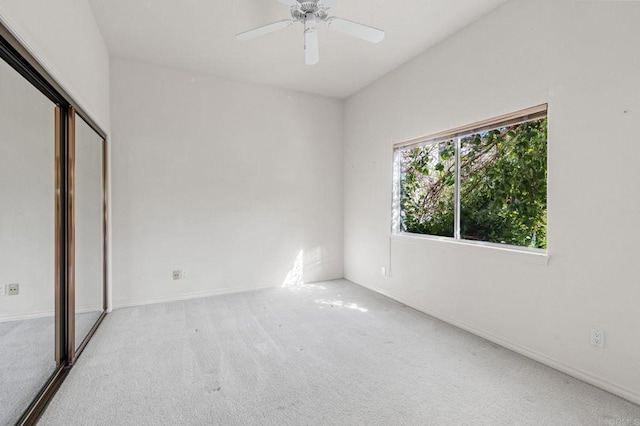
[381,267,386,276]
[7,283,19,296]
[0,284,5,296]
[173,270,189,280]
[590,329,604,348]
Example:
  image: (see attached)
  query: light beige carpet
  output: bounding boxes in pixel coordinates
[0,310,103,426]
[0,316,56,426]
[38,280,640,425]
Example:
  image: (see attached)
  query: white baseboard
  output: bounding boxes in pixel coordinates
[0,310,54,323]
[76,306,103,314]
[0,306,103,323]
[1,284,285,322]
[112,284,278,310]
[354,281,640,406]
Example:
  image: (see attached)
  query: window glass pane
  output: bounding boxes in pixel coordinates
[400,140,456,237]
[459,119,547,248]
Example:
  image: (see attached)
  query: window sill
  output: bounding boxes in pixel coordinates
[391,233,549,266]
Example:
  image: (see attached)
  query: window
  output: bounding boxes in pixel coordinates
[393,105,548,250]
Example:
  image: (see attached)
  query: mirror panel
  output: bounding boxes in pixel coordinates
[73,114,104,349]
[0,57,57,425]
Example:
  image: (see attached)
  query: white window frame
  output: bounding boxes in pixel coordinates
[392,104,548,255]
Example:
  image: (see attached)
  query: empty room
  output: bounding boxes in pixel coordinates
[1,0,639,425]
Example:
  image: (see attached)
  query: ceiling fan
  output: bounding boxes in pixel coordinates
[236,0,385,65]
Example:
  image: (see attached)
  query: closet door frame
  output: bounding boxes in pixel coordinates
[66,109,109,363]
[0,21,108,426]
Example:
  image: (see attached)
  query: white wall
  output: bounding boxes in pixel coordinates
[0,0,110,130]
[110,58,344,307]
[344,0,640,404]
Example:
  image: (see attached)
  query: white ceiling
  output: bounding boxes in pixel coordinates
[88,0,507,99]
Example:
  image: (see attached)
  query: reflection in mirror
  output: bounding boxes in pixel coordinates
[0,59,56,425]
[74,114,104,349]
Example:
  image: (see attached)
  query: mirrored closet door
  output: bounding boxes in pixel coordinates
[1,24,108,425]
[0,52,57,426]
[72,113,106,352]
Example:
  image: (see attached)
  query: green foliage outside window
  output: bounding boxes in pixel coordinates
[399,119,547,249]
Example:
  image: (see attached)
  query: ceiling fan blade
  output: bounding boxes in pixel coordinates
[236,20,295,41]
[318,0,339,8]
[277,0,299,6]
[304,18,319,65]
[326,17,385,43]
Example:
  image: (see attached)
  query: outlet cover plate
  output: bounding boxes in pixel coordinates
[590,329,604,348]
[7,283,19,296]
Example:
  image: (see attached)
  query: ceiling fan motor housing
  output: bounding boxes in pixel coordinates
[291,2,328,21]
